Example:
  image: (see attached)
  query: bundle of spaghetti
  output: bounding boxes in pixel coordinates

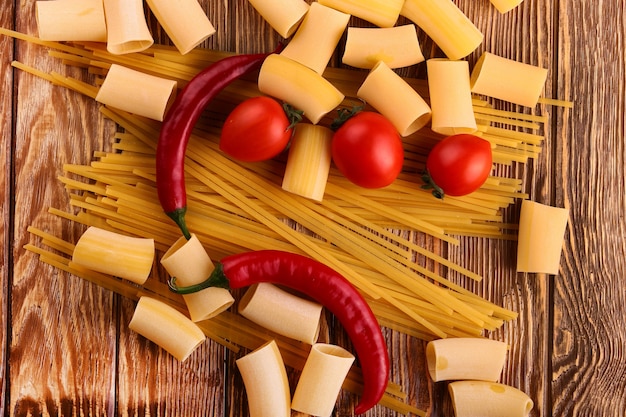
[23,227,425,417]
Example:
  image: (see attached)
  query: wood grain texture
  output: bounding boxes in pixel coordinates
[3,0,626,416]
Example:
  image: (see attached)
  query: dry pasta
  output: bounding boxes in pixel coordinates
[426,338,508,382]
[95,64,178,121]
[103,0,154,55]
[448,381,534,417]
[236,340,291,417]
[161,234,235,321]
[36,0,107,42]
[247,0,310,38]
[129,296,206,361]
[342,24,424,70]
[239,283,323,344]
[489,0,524,14]
[280,2,350,74]
[72,226,154,285]
[318,0,404,28]
[357,61,431,136]
[291,344,355,417]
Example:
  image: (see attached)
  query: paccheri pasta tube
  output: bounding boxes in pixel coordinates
[280,2,350,74]
[427,59,477,135]
[291,344,355,417]
[358,61,431,136]
[400,0,483,60]
[129,296,206,361]
[36,0,107,42]
[239,283,323,344]
[144,0,215,54]
[516,200,569,274]
[318,0,403,28]
[471,52,548,108]
[95,64,177,121]
[342,24,424,70]
[448,381,534,417]
[247,0,310,38]
[161,234,235,322]
[489,0,524,13]
[72,226,154,285]
[103,0,154,55]
[258,54,344,124]
[236,340,291,417]
[426,338,508,382]
[282,124,333,201]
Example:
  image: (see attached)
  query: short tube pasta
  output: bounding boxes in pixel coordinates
[239,283,323,344]
[72,226,154,285]
[516,200,569,274]
[342,24,425,70]
[282,124,333,201]
[36,0,107,42]
[103,0,154,55]
[145,0,215,54]
[96,64,178,121]
[426,338,508,382]
[292,344,355,417]
[401,0,483,60]
[318,0,404,28]
[280,2,350,74]
[489,0,524,14]
[258,54,344,124]
[357,61,431,136]
[448,381,534,417]
[129,296,206,361]
[236,340,291,417]
[161,234,235,322]
[427,59,477,135]
[471,52,548,107]
[247,0,310,38]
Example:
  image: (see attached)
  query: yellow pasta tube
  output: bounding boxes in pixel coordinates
[239,283,323,344]
[357,61,431,136]
[489,0,524,13]
[342,24,425,70]
[426,338,508,382]
[282,124,333,201]
[95,64,178,121]
[471,52,548,107]
[103,0,154,55]
[129,296,206,361]
[161,234,235,322]
[236,340,291,417]
[247,0,310,38]
[400,0,483,60]
[448,381,534,417]
[72,226,154,285]
[318,0,403,28]
[516,200,569,274]
[258,54,344,124]
[36,0,107,42]
[145,0,215,54]
[280,2,350,74]
[291,344,355,417]
[427,59,477,135]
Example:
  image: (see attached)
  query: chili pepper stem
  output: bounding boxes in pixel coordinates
[421,170,445,199]
[167,208,192,240]
[168,262,230,294]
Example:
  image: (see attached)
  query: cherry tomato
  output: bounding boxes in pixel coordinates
[220,96,294,162]
[424,134,493,198]
[331,111,404,189]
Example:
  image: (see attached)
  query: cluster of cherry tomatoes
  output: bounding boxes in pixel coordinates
[219,96,492,198]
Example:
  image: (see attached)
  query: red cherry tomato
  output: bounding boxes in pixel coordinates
[220,96,294,162]
[424,134,493,198]
[331,111,404,189]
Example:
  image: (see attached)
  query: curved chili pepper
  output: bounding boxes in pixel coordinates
[168,249,389,414]
[156,48,280,239]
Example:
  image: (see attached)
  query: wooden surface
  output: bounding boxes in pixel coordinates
[2,0,625,416]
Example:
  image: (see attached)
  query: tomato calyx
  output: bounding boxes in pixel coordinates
[330,102,366,131]
[421,170,446,199]
[283,102,304,130]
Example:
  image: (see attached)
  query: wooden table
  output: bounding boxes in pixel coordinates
[2,1,625,416]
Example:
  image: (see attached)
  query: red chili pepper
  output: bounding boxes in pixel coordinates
[168,249,390,414]
[156,48,280,239]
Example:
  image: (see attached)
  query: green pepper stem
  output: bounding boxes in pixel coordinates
[167,207,191,240]
[168,262,230,294]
